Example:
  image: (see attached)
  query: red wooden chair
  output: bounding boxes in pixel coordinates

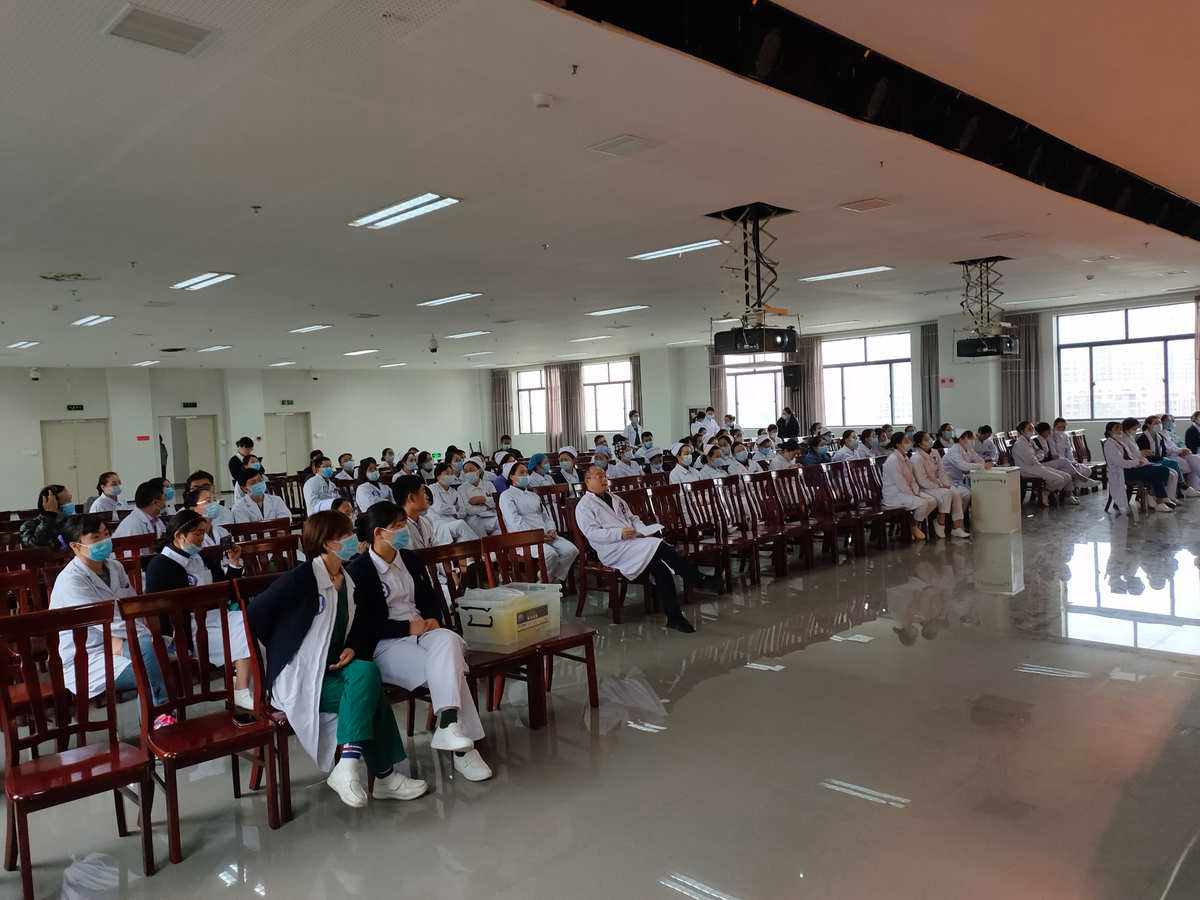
[682,480,759,588]
[648,484,727,590]
[118,585,282,864]
[1071,430,1107,487]
[482,529,550,586]
[845,459,912,547]
[0,602,155,899]
[823,461,878,556]
[222,518,292,543]
[794,466,861,561]
[531,484,577,594]
[111,533,158,562]
[744,472,814,570]
[607,475,643,493]
[643,471,668,488]
[720,474,788,577]
[563,497,652,624]
[269,476,307,528]
[237,535,300,576]
[0,548,69,575]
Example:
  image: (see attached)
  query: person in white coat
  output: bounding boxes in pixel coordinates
[458,456,500,537]
[427,462,477,543]
[334,452,357,482]
[89,471,129,520]
[608,445,644,479]
[1160,413,1200,490]
[526,453,556,488]
[725,442,752,476]
[575,465,723,632]
[355,457,392,513]
[976,426,1002,464]
[304,456,340,515]
[1102,420,1173,516]
[668,442,700,485]
[1046,419,1096,483]
[498,462,578,581]
[1034,421,1098,499]
[112,478,168,539]
[622,410,643,447]
[1010,421,1072,506]
[50,515,174,730]
[232,470,292,522]
[697,444,730,480]
[910,431,970,539]
[831,431,859,462]
[881,433,935,542]
[750,435,774,472]
[942,430,991,487]
[553,446,582,488]
[769,439,801,471]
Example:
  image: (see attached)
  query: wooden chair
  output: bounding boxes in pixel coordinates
[0,603,155,899]
[564,497,652,624]
[269,476,306,528]
[482,529,550,586]
[719,474,788,577]
[0,548,69,575]
[531,484,576,594]
[647,484,727,591]
[643,471,668,488]
[1071,430,1107,487]
[111,533,159,562]
[743,473,814,569]
[823,461,881,556]
[0,532,20,551]
[845,458,912,547]
[237,535,300,576]
[608,475,643,493]
[118,585,282,864]
[222,518,292,543]
[682,480,759,588]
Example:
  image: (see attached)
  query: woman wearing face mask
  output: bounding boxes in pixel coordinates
[160,477,178,515]
[50,515,174,729]
[90,470,129,519]
[831,430,860,462]
[1158,414,1200,491]
[182,486,233,545]
[1103,420,1173,517]
[935,423,956,450]
[609,444,644,479]
[20,484,77,549]
[697,444,730,480]
[552,446,581,487]
[1010,420,1072,507]
[498,462,579,582]
[526,453,556,488]
[458,456,499,537]
[346,502,492,782]
[726,441,752,475]
[591,447,613,475]
[246,510,426,808]
[910,431,971,539]
[233,469,292,522]
[943,430,992,488]
[144,508,253,707]
[426,462,476,543]
[379,448,396,470]
[391,450,421,484]
[1033,422,1098,503]
[1137,416,1199,498]
[355,457,391,512]
[858,428,886,459]
[334,452,357,482]
[304,455,339,515]
[669,442,700,485]
[881,433,935,542]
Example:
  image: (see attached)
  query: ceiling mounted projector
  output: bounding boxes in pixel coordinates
[714,326,797,355]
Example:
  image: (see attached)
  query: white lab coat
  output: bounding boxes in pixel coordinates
[557,466,581,487]
[527,470,556,488]
[634,443,657,462]
[270,557,346,773]
[608,460,644,479]
[1103,435,1144,513]
[458,477,499,537]
[49,557,138,698]
[1162,430,1200,488]
[574,491,661,579]
[724,458,751,476]
[1037,434,1091,482]
[912,448,967,516]
[232,493,292,523]
[355,481,392,513]
[943,444,987,487]
[158,547,250,666]
[426,482,476,543]
[89,493,130,520]
[498,486,578,581]
[830,446,856,462]
[303,475,338,515]
[1010,436,1071,491]
[697,462,728,481]
[333,468,356,482]
[769,453,796,471]
[882,450,937,519]
[112,507,164,539]
[622,422,642,445]
[977,436,1002,464]
[669,463,700,484]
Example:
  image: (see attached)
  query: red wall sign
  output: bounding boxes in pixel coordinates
[136,435,150,442]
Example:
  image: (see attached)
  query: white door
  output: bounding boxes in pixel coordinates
[264,414,287,475]
[285,413,311,474]
[184,416,219,483]
[41,419,111,501]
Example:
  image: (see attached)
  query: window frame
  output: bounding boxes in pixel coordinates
[516,368,547,435]
[724,352,785,429]
[1055,303,1197,420]
[820,333,913,426]
[581,359,633,433]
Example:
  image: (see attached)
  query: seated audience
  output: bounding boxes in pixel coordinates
[355,457,391,512]
[770,439,801,470]
[89,470,128,518]
[943,430,991,486]
[498,461,579,582]
[881,432,934,542]
[391,475,441,549]
[334,452,357,481]
[1010,420,1072,507]
[303,456,339,514]
[1104,420,1174,515]
[697,444,729,480]
[669,442,700,484]
[976,425,1002,464]
[609,444,644,478]
[427,462,477,543]
[20,484,75,549]
[830,430,859,462]
[526,452,556,487]
[1034,421,1097,500]
[459,456,500,537]
[233,469,291,522]
[112,478,168,538]
[911,431,970,539]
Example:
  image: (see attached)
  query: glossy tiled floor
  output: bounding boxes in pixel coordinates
[13,493,1200,899]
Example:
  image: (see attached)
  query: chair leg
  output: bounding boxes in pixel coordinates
[612,576,625,624]
[15,804,32,900]
[584,637,599,708]
[113,788,129,837]
[164,763,183,865]
[248,759,263,792]
[138,773,156,877]
[265,739,280,830]
[4,795,16,872]
[231,753,242,799]
[545,654,554,693]
[575,570,588,617]
[489,675,504,711]
[425,705,436,733]
[406,698,415,737]
[276,730,293,824]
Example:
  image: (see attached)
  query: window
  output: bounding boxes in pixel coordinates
[582,359,632,432]
[516,369,547,434]
[821,332,913,427]
[1056,302,1196,419]
[724,353,784,428]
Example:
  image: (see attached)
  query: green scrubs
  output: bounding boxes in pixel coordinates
[318,581,406,774]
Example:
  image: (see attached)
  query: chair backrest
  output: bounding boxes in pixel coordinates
[608,475,643,493]
[0,530,21,551]
[845,458,881,507]
[1071,432,1091,463]
[118,584,241,731]
[681,480,728,534]
[743,472,786,529]
[620,488,656,524]
[0,601,119,759]
[562,496,603,569]
[770,468,809,521]
[532,484,570,535]
[0,568,44,616]
[801,464,836,515]
[271,476,307,519]
[415,541,486,621]
[482,529,550,586]
[112,533,158,561]
[648,484,692,543]
[223,518,292,543]
[237,535,301,576]
[718,474,757,531]
[823,461,858,513]
[643,471,668,488]
[0,546,70,574]
[231,574,284,709]
[335,482,356,502]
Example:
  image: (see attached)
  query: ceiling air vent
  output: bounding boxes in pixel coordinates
[160,347,188,353]
[105,5,213,56]
[839,197,893,213]
[40,272,98,282]
[348,312,381,319]
[144,299,175,308]
[587,134,660,158]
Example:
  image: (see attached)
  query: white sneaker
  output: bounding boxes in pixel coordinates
[452,748,493,782]
[1158,502,1176,514]
[1069,495,1079,506]
[430,722,474,752]
[232,687,254,709]
[950,527,972,539]
[326,757,368,808]
[1184,487,1200,498]
[932,520,945,539]
[372,771,428,801]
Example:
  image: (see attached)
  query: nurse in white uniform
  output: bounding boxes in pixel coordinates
[725,442,752,476]
[89,471,129,519]
[697,444,729,480]
[334,453,357,482]
[622,410,643,447]
[355,457,392,513]
[1160,414,1200,490]
[498,462,579,582]
[668,442,700,485]
[1046,419,1096,483]
[426,462,477,544]
[233,470,292,522]
[458,456,500,537]
[303,456,340,515]
[769,439,801,471]
[881,433,935,542]
[112,478,168,539]
[608,445,644,479]
[910,431,970,539]
[831,430,859,462]
[526,453,556,488]
[1034,421,1096,499]
[553,446,582,488]
[750,436,774,471]
[1010,420,1071,506]
[942,430,991,488]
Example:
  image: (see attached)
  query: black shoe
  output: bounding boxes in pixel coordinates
[667,617,696,633]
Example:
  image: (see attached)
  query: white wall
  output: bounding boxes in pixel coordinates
[936,314,1003,435]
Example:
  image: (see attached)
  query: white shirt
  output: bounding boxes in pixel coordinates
[112,507,164,539]
[499,485,553,534]
[697,462,729,481]
[49,557,137,698]
[355,480,392,512]
[370,549,419,624]
[669,462,700,484]
[428,482,468,523]
[89,493,130,518]
[769,453,797,471]
[725,458,751,476]
[458,477,497,522]
[977,436,1001,464]
[333,469,356,481]
[303,475,338,514]
[557,465,581,486]
[232,492,292,523]
[622,422,642,445]
[527,470,556,488]
[608,460,643,479]
[404,513,440,550]
[831,445,856,462]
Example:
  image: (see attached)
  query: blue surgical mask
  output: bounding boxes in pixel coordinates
[180,540,202,557]
[516,475,530,489]
[367,470,380,482]
[342,460,355,472]
[680,453,691,465]
[163,486,175,502]
[452,459,465,473]
[251,462,264,472]
[463,471,480,486]
[390,527,411,550]
[250,481,267,498]
[642,439,652,448]
[333,535,358,561]
[201,502,221,520]
[438,474,455,488]
[105,484,123,498]
[501,442,511,450]
[86,538,113,563]
[60,502,76,515]
[321,466,335,479]
[735,450,749,463]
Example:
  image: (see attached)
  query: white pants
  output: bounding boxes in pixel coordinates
[466,514,501,538]
[924,485,963,519]
[202,608,249,667]
[374,629,484,742]
[1021,465,1072,492]
[885,493,937,521]
[1044,458,1092,483]
[541,535,579,582]
[433,518,478,544]
[1174,454,1200,489]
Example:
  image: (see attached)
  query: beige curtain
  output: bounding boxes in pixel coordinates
[920,324,940,431]
[491,369,514,440]
[1000,313,1040,431]
[1194,296,1199,415]
[785,336,824,428]
[708,347,728,418]
[629,353,643,415]
[545,362,585,450]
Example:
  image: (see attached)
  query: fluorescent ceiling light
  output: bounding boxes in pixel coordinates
[807,320,861,329]
[170,272,237,291]
[268,361,295,367]
[463,351,494,358]
[569,335,611,343]
[798,266,893,283]
[555,352,588,359]
[197,344,233,352]
[343,349,380,357]
[347,193,459,230]
[444,330,491,340]
[711,317,740,324]
[667,339,702,345]
[71,314,115,327]
[379,362,408,369]
[629,239,724,261]
[131,359,158,367]
[6,341,39,350]
[416,292,483,308]
[1006,294,1077,307]
[588,305,650,317]
[289,324,333,334]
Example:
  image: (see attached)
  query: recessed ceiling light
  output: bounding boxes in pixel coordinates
[6,340,39,350]
[629,239,724,261]
[569,335,611,343]
[289,324,333,334]
[197,345,233,352]
[807,320,861,329]
[1081,254,1121,263]
[416,292,483,308]
[347,193,460,230]
[71,314,115,327]
[379,362,408,369]
[343,349,380,357]
[839,197,893,213]
[268,361,296,367]
[667,339,702,345]
[444,330,492,340]
[131,359,159,367]
[711,317,740,324]
[798,266,893,283]
[555,352,589,359]
[170,272,237,291]
[1005,294,1077,307]
[587,305,650,317]
[463,351,494,358]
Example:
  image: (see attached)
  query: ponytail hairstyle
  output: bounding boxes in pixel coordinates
[357,456,378,480]
[161,507,206,553]
[888,432,907,449]
[354,500,402,544]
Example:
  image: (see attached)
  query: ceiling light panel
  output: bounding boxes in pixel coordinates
[588,305,649,317]
[629,239,724,261]
[6,341,39,350]
[170,272,237,291]
[343,349,380,357]
[416,292,483,308]
[839,197,893,213]
[289,324,333,334]
[268,361,296,367]
[348,193,459,230]
[444,330,491,339]
[569,335,611,343]
[131,360,159,367]
[667,339,702,345]
[197,345,232,352]
[379,363,408,369]
[71,314,115,327]
[798,266,893,283]
[463,351,494,358]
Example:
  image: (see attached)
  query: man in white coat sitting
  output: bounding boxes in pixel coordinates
[303,455,340,515]
[111,478,168,539]
[232,469,292,522]
[574,465,722,633]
